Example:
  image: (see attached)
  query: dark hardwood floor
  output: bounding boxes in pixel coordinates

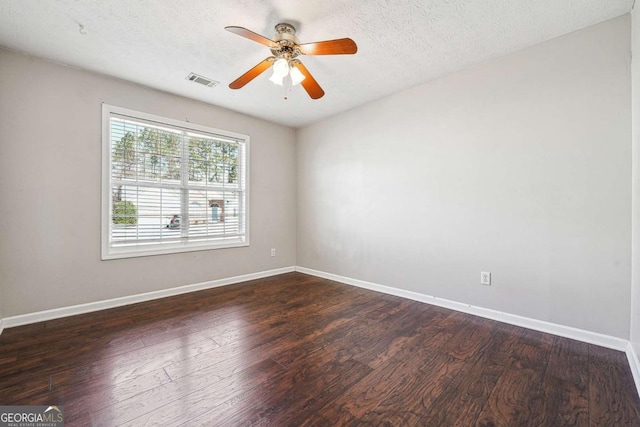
[0,272,639,426]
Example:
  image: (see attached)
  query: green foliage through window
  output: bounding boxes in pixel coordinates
[112,128,182,181]
[112,129,238,184]
[113,200,137,225]
[188,138,239,184]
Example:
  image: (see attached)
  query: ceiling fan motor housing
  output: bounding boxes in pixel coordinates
[272,23,301,59]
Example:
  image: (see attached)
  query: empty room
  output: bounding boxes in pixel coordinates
[1,0,640,425]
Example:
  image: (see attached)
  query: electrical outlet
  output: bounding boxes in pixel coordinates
[271,248,276,257]
[480,272,491,285]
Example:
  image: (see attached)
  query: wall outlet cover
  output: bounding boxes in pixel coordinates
[481,271,491,285]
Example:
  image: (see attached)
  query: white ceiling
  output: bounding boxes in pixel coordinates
[0,0,633,128]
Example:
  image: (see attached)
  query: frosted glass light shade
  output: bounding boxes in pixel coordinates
[269,58,289,86]
[290,66,306,86]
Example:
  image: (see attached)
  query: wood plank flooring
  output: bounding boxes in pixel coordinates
[0,272,639,426]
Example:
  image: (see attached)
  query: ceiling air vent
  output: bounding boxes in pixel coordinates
[186,72,219,88]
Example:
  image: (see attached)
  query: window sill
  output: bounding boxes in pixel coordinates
[101,238,249,260]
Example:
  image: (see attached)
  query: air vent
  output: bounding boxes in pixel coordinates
[186,73,219,88]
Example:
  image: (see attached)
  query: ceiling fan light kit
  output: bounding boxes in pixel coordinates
[225,23,357,99]
[268,57,304,87]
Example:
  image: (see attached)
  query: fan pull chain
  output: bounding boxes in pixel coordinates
[283,74,292,100]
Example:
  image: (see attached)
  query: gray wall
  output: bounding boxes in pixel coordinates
[632,8,640,354]
[0,48,297,318]
[297,16,632,338]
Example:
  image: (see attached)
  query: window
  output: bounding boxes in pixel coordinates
[101,104,249,259]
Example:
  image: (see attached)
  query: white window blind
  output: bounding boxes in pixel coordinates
[102,104,249,259]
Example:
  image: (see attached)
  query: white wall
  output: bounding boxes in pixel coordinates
[0,48,296,318]
[632,8,640,354]
[297,16,632,338]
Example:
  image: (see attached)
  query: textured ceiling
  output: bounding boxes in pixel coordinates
[0,0,633,128]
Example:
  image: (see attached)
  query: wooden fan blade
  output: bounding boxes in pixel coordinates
[292,61,325,99]
[229,57,275,89]
[225,26,277,48]
[297,38,357,55]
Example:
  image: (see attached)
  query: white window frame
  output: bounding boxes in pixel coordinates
[101,104,250,260]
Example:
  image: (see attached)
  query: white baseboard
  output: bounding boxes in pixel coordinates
[296,266,629,352]
[627,342,640,399]
[0,266,295,331]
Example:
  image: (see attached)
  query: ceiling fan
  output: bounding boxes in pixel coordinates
[225,23,357,99]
